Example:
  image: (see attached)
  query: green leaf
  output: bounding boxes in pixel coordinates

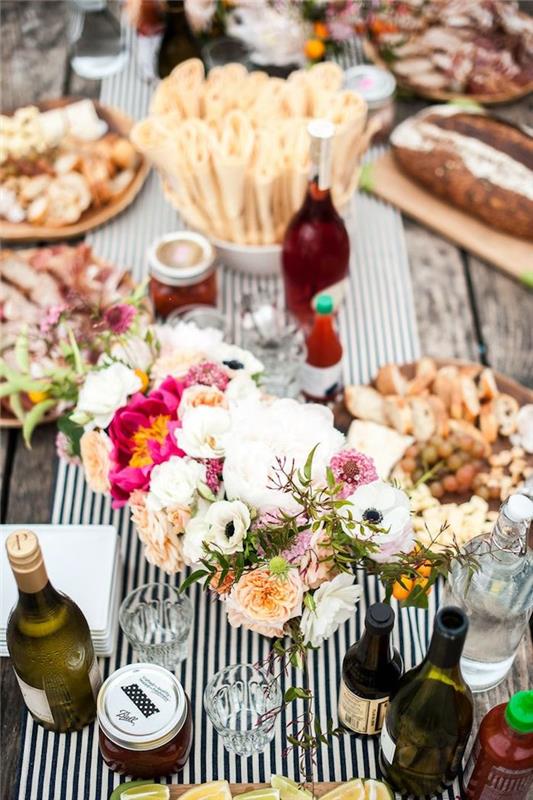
[14,325,30,372]
[57,414,85,458]
[359,162,374,192]
[23,399,56,447]
[178,569,209,593]
[198,482,216,502]
[520,271,533,289]
[303,593,316,612]
[67,326,84,375]
[8,392,25,423]
[284,686,311,703]
[303,445,318,481]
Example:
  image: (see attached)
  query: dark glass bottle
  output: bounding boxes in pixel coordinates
[281,119,350,331]
[338,602,403,736]
[379,606,474,796]
[157,0,201,78]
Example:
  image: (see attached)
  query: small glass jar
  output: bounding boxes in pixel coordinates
[148,231,217,319]
[343,65,396,141]
[97,663,193,778]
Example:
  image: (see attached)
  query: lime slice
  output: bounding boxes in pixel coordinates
[363,780,394,800]
[320,779,365,800]
[109,782,169,800]
[271,776,314,800]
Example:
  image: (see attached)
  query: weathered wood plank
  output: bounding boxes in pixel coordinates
[467,257,533,388]
[404,221,479,362]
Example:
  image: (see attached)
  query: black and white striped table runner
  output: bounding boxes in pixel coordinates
[15,39,460,800]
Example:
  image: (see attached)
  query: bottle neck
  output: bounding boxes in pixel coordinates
[490,509,528,560]
[17,581,63,616]
[356,628,394,670]
[309,132,332,193]
[424,625,466,686]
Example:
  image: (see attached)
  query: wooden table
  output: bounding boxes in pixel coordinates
[1,3,532,799]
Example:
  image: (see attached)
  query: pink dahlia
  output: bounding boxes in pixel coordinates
[282,531,313,565]
[184,361,229,392]
[108,376,186,507]
[330,449,378,498]
[104,303,136,334]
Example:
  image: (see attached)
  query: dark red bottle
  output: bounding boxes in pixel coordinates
[464,691,533,799]
[281,119,350,330]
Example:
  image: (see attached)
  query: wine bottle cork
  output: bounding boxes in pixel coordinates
[5,529,48,593]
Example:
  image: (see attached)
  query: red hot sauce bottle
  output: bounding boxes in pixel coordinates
[281,119,350,330]
[300,293,343,403]
[464,690,533,800]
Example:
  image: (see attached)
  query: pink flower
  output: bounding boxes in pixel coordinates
[299,531,338,589]
[40,304,66,334]
[130,490,184,574]
[184,361,229,392]
[55,431,81,466]
[330,449,378,498]
[80,429,112,494]
[200,457,224,494]
[108,376,186,507]
[103,304,136,334]
[282,531,313,564]
[226,567,304,638]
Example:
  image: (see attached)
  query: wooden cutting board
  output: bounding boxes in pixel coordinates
[167,785,339,799]
[367,151,533,285]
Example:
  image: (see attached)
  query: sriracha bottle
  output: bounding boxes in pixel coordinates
[300,293,343,403]
[464,690,533,799]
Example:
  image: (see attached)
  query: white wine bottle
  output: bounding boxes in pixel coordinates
[6,529,101,732]
[379,606,473,795]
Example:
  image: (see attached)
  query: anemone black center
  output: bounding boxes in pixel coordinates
[223,359,244,370]
[225,521,236,539]
[363,507,383,525]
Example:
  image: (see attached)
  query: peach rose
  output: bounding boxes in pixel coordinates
[166,504,192,533]
[178,385,228,419]
[130,490,184,574]
[80,429,112,494]
[151,350,206,386]
[226,567,304,637]
[299,531,338,590]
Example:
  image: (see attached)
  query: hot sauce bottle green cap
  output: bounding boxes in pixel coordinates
[315,294,334,315]
[505,690,533,734]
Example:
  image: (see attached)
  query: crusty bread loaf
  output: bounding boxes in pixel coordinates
[391,107,533,240]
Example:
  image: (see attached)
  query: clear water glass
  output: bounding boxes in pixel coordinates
[204,664,282,756]
[119,583,193,671]
[69,0,128,80]
[241,292,305,398]
[202,37,252,71]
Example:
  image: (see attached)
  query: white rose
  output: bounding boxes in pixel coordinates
[177,405,231,458]
[74,362,141,429]
[154,321,223,360]
[109,335,155,372]
[344,480,413,563]
[147,456,206,512]
[301,573,362,648]
[204,500,251,555]
[213,342,264,377]
[223,397,344,513]
[182,514,211,566]
[225,373,261,406]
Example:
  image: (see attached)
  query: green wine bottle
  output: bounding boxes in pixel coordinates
[379,606,473,795]
[6,529,101,732]
[157,0,201,78]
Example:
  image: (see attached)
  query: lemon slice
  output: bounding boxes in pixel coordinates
[320,779,365,800]
[363,780,393,800]
[239,790,280,800]
[180,781,233,800]
[271,776,314,800]
[122,786,169,800]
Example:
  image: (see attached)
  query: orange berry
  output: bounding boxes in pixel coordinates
[416,562,432,578]
[392,576,414,601]
[135,369,149,392]
[28,389,49,404]
[304,38,326,60]
[414,576,433,596]
[313,21,329,39]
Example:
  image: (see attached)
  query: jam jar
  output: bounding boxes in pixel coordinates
[148,231,217,318]
[343,65,396,142]
[97,663,193,778]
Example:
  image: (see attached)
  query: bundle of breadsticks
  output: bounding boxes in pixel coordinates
[131,58,373,245]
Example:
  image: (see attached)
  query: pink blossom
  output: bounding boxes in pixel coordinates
[199,457,224,494]
[282,531,313,564]
[330,449,378,498]
[40,304,66,334]
[299,530,339,589]
[184,361,229,392]
[103,304,136,334]
[55,431,81,466]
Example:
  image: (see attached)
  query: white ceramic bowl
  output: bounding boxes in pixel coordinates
[211,238,282,277]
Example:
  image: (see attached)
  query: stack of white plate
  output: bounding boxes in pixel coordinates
[0,524,120,657]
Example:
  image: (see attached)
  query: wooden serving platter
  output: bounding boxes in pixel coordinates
[0,97,150,242]
[363,40,533,105]
[366,151,533,284]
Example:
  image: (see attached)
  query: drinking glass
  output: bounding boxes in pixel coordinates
[119,583,193,670]
[204,664,282,755]
[167,305,229,337]
[202,37,252,71]
[241,292,305,398]
[68,0,128,80]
